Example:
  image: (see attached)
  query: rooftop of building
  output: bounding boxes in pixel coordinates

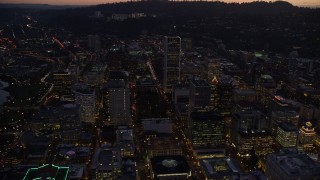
[72,84,95,94]
[58,146,90,158]
[164,36,181,40]
[278,122,298,131]
[109,70,129,79]
[267,149,320,177]
[218,74,234,85]
[238,130,271,137]
[147,134,181,150]
[272,110,299,117]
[91,148,120,170]
[191,111,223,121]
[191,79,210,87]
[260,74,273,80]
[234,89,256,95]
[150,155,190,176]
[175,103,189,114]
[142,118,171,124]
[74,88,95,95]
[194,149,225,156]
[236,100,257,108]
[68,164,85,179]
[21,131,49,145]
[98,149,113,165]
[23,164,69,180]
[233,110,264,119]
[30,104,80,123]
[136,78,156,86]
[107,79,127,88]
[52,71,70,75]
[27,144,48,158]
[200,157,242,178]
[174,82,190,89]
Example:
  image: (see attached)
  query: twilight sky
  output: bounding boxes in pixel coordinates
[0,0,319,6]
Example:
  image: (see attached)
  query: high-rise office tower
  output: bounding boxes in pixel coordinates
[255,74,276,109]
[233,89,256,111]
[189,111,225,150]
[276,122,298,148]
[163,36,181,93]
[91,148,122,179]
[231,110,274,158]
[209,76,219,110]
[173,83,190,133]
[74,85,96,123]
[207,60,221,82]
[52,71,71,98]
[270,111,299,135]
[189,79,211,111]
[232,111,268,133]
[299,121,316,152]
[106,80,131,126]
[68,63,79,84]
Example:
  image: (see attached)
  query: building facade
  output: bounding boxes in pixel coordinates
[276,122,298,148]
[106,80,131,126]
[163,36,181,93]
[190,111,225,150]
[74,86,96,123]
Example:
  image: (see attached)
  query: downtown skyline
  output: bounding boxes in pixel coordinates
[0,0,320,179]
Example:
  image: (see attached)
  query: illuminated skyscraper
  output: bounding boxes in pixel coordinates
[255,74,276,109]
[276,122,298,148]
[270,110,299,135]
[207,60,221,81]
[52,71,71,98]
[231,111,274,158]
[209,76,219,110]
[299,121,316,152]
[163,36,181,93]
[216,75,234,115]
[189,111,225,150]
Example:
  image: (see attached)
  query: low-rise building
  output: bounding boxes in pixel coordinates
[266,148,320,180]
[149,155,191,179]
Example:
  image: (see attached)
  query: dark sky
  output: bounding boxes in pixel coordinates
[1,0,320,7]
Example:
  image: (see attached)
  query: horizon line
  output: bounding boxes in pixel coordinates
[0,1,319,8]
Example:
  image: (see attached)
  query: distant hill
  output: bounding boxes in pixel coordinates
[0,3,87,10]
[0,1,319,57]
[49,1,297,16]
